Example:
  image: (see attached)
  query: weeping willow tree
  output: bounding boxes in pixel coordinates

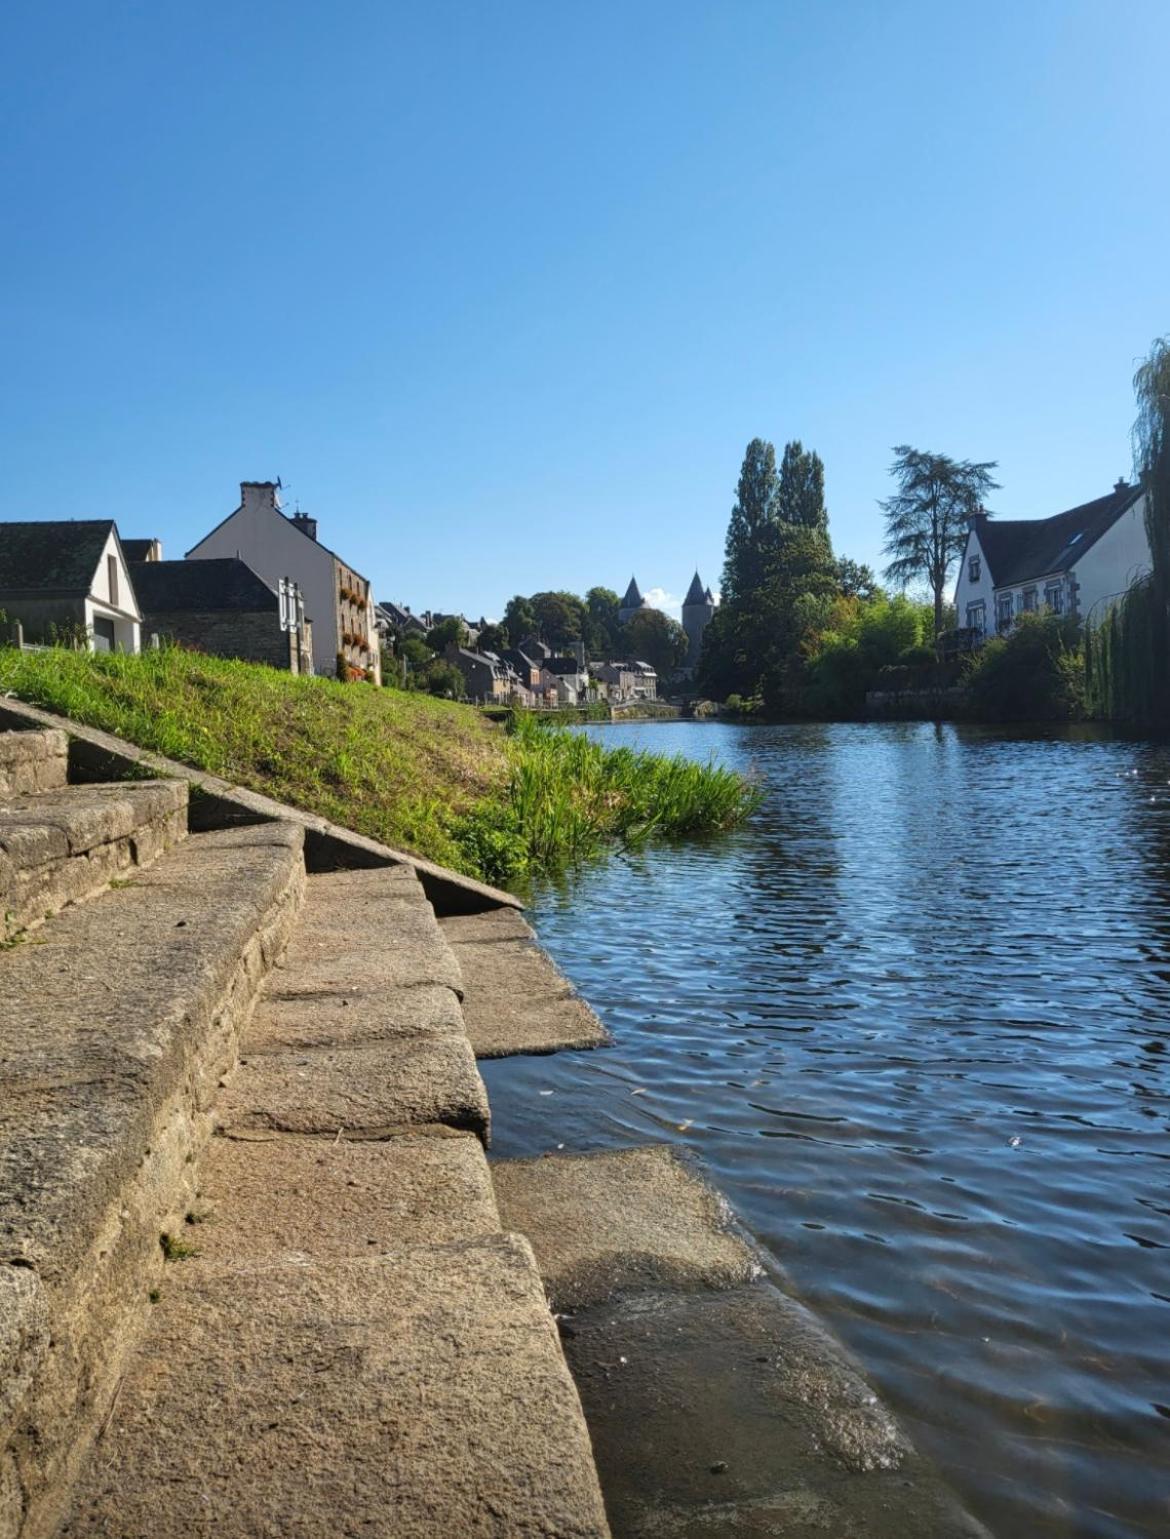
[1086,338,1170,726]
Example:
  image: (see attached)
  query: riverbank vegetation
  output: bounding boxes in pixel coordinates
[1087,338,1170,730]
[963,614,1087,722]
[698,437,946,717]
[0,647,758,886]
[701,335,1170,728]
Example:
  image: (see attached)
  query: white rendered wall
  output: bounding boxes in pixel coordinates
[952,527,995,632]
[1072,495,1152,624]
[188,488,334,675]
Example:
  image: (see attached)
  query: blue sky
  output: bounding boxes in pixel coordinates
[2,2,1167,621]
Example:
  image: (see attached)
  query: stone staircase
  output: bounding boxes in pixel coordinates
[0,724,609,1539]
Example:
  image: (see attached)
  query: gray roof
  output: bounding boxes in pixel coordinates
[974,483,1143,588]
[683,571,708,605]
[620,576,644,608]
[121,538,159,563]
[132,558,278,614]
[0,519,116,595]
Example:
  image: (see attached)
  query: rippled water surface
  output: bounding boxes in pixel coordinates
[480,721,1170,1539]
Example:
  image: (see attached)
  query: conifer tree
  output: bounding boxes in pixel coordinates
[880,446,999,640]
[720,438,779,605]
[775,440,828,532]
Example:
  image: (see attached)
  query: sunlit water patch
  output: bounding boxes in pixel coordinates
[481,720,1170,1539]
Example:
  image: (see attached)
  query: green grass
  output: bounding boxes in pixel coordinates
[0,647,760,888]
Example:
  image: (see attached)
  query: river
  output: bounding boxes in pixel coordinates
[480,720,1170,1539]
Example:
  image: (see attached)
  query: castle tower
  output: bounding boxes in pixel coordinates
[618,575,647,628]
[681,570,716,668]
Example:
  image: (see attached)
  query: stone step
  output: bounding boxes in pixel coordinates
[218,866,491,1142]
[0,729,68,797]
[58,1236,611,1539]
[0,779,187,940]
[440,909,611,1058]
[194,1130,502,1258]
[494,1147,988,1539]
[0,824,306,1539]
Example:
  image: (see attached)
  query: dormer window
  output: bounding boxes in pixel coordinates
[968,555,981,582]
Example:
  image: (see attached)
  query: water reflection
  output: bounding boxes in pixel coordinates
[481,721,1170,1539]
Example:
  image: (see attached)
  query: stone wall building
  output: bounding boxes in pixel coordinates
[131,557,313,673]
[618,576,650,628]
[681,571,716,669]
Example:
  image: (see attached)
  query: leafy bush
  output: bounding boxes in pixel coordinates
[801,594,934,716]
[963,614,1086,721]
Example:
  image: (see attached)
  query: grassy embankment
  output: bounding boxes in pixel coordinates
[0,648,759,888]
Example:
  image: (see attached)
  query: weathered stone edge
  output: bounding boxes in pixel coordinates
[2,829,308,1539]
[0,697,521,916]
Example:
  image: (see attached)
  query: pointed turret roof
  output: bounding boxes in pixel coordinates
[683,570,707,606]
[704,586,715,604]
[620,575,643,609]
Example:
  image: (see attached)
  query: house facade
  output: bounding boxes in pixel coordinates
[954,482,1151,640]
[187,482,380,682]
[131,555,313,673]
[593,660,658,701]
[443,641,515,702]
[0,520,142,652]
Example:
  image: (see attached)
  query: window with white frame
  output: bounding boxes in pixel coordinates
[1045,582,1064,615]
[968,554,981,583]
[996,593,1014,633]
[966,601,986,636]
[1022,587,1038,613]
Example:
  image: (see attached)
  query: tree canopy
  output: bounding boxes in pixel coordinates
[622,607,689,679]
[775,440,828,532]
[880,446,999,639]
[529,591,585,649]
[424,615,468,650]
[721,438,780,606]
[584,587,622,657]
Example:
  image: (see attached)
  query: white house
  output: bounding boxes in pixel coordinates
[953,481,1151,640]
[0,519,142,652]
[187,481,381,683]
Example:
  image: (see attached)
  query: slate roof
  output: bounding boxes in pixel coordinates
[0,519,115,594]
[974,483,1144,588]
[620,576,645,608]
[121,538,159,563]
[544,656,586,676]
[683,571,708,606]
[501,648,540,674]
[132,559,279,613]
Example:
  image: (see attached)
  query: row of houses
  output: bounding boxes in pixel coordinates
[0,481,381,683]
[440,636,658,707]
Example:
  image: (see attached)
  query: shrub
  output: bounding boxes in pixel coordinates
[963,614,1086,721]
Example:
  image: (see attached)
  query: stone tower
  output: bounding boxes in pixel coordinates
[618,576,648,628]
[681,571,716,668]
